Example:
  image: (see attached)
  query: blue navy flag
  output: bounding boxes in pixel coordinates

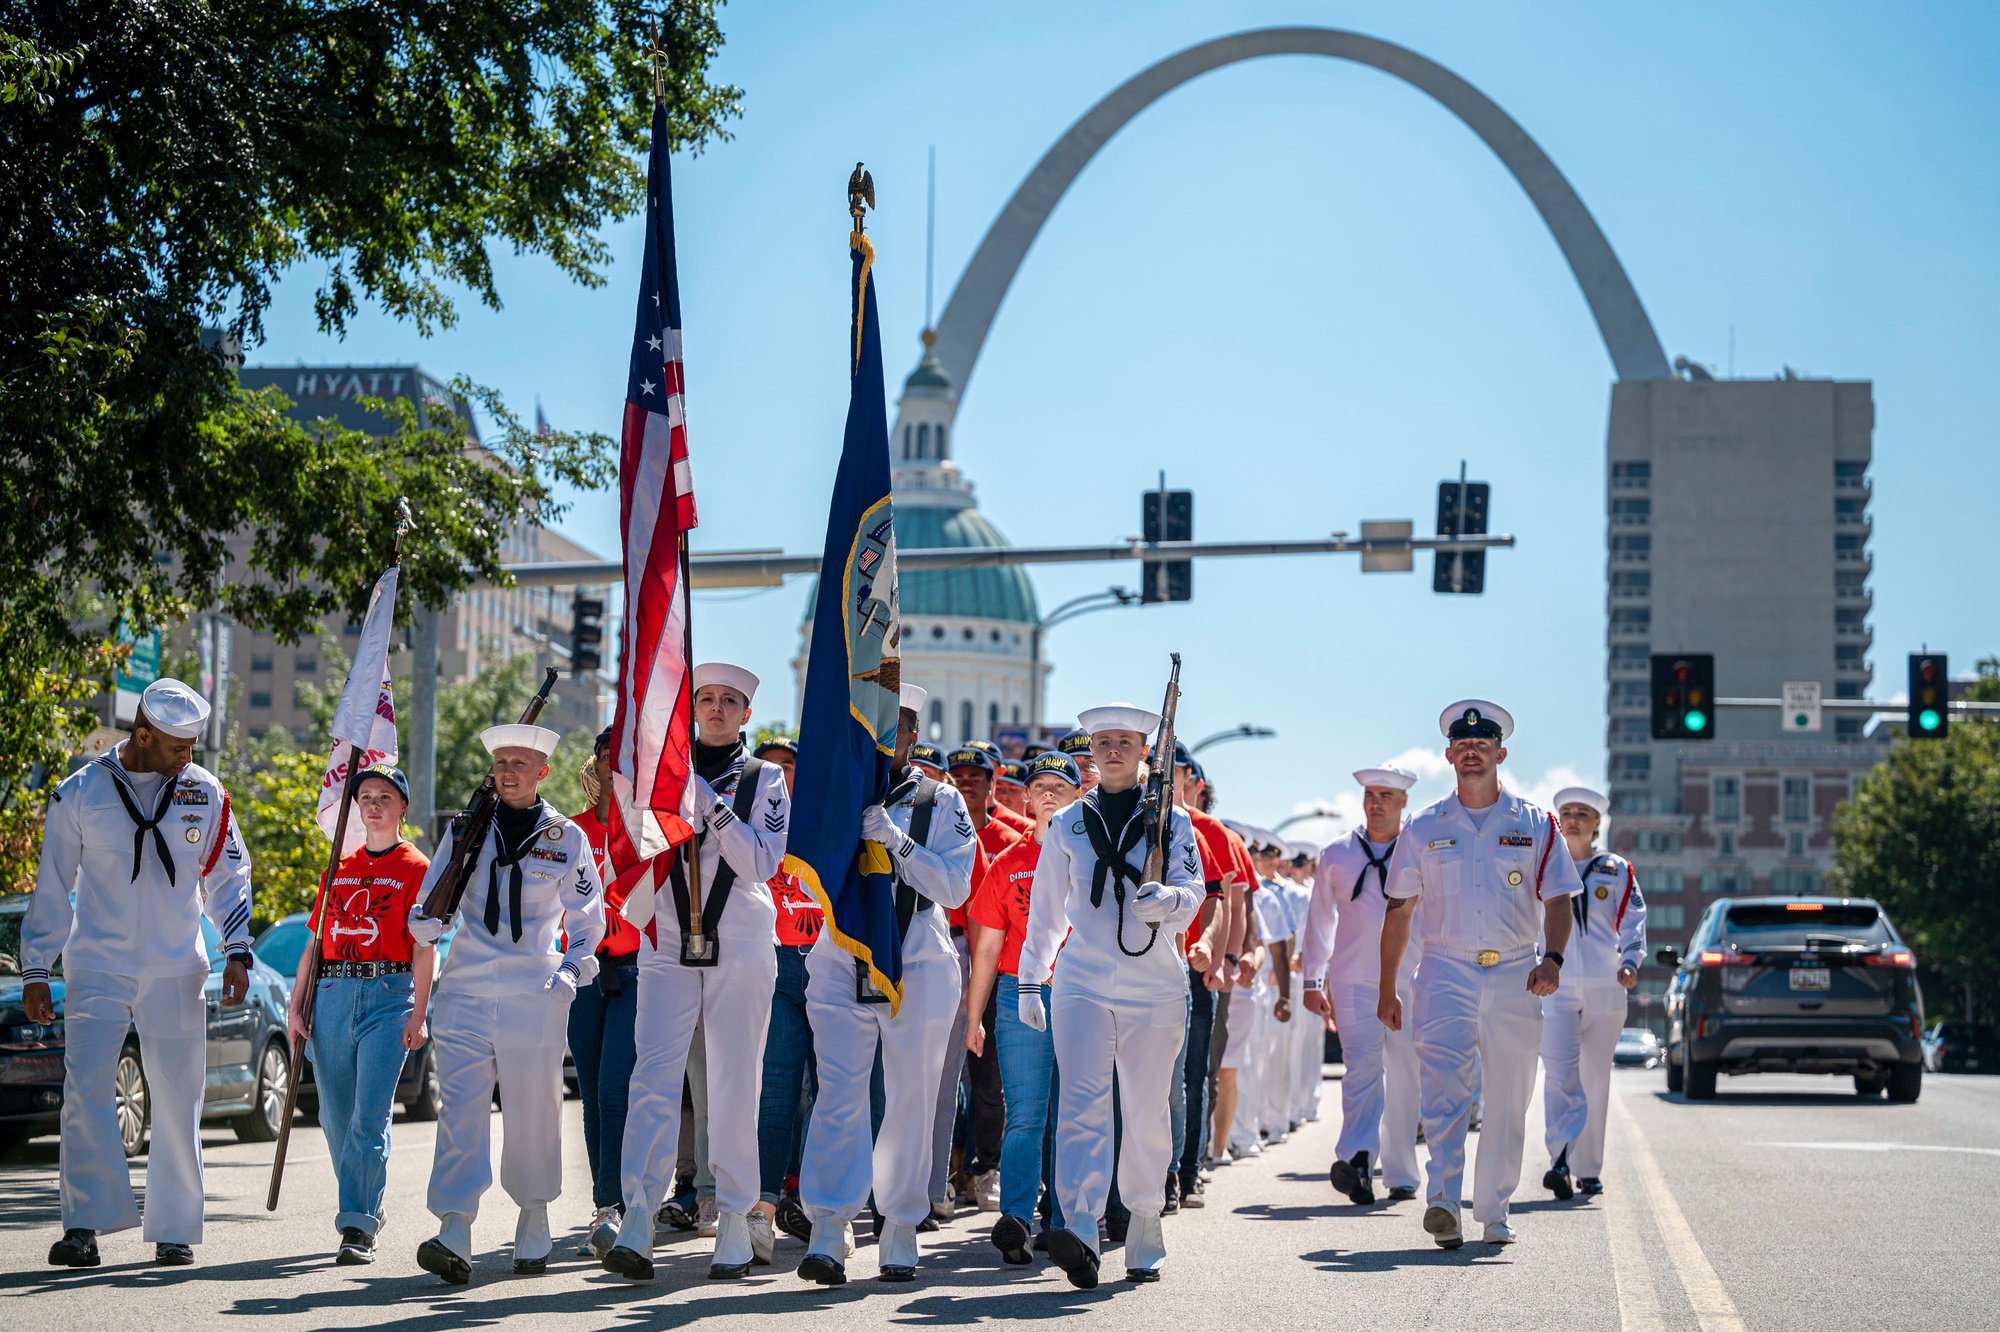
[783,227,908,1008]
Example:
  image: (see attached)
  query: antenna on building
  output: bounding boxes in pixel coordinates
[925,144,936,332]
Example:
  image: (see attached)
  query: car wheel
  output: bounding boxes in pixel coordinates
[402,1046,442,1123]
[1685,1058,1719,1100]
[1886,1061,1922,1104]
[116,1043,151,1158]
[233,1040,290,1143]
[1853,1069,1888,1097]
[1665,1044,1685,1094]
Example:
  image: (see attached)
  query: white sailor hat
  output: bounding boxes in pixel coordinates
[137,678,210,738]
[1440,699,1513,741]
[692,662,759,703]
[1353,763,1420,791]
[481,724,562,757]
[1553,785,1610,816]
[899,683,927,714]
[1077,703,1161,737]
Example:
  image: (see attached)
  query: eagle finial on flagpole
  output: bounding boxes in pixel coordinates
[848,162,874,233]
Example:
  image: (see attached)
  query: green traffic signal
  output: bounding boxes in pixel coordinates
[1685,710,1708,733]
[1918,708,1942,733]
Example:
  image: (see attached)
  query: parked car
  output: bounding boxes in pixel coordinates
[0,895,296,1155]
[1923,1020,2000,1074]
[1657,896,1924,1102]
[1614,1027,1664,1069]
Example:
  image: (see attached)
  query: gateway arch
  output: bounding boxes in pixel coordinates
[925,26,1673,392]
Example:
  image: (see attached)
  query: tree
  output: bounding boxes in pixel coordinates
[0,1,741,887]
[1833,658,2000,1022]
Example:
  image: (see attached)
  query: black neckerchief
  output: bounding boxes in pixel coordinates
[1572,853,1611,934]
[694,734,745,785]
[1079,785,1147,910]
[98,755,180,884]
[485,799,547,942]
[1353,831,1397,900]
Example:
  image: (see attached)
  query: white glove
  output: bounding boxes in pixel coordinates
[408,913,446,946]
[860,805,906,853]
[1018,984,1047,1032]
[1131,880,1175,924]
[543,961,581,996]
[680,775,716,834]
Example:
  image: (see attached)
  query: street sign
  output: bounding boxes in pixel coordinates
[114,626,161,726]
[1360,520,1414,573]
[1780,680,1822,733]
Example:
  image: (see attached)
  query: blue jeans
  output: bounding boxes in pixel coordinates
[1173,961,1216,1184]
[995,974,1063,1226]
[567,957,640,1209]
[308,971,416,1235]
[758,945,817,1204]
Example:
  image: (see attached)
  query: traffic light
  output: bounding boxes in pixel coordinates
[1908,653,1948,739]
[571,594,605,673]
[1141,482,1192,604]
[1433,474,1489,594]
[1650,653,1715,740]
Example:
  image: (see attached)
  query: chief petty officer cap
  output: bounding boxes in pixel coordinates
[754,734,798,758]
[1077,703,1161,737]
[908,742,946,775]
[693,661,759,703]
[483,723,562,756]
[1440,698,1513,741]
[352,763,411,803]
[1552,785,1610,816]
[1026,752,1081,787]
[1057,730,1093,756]
[899,683,928,714]
[946,746,995,774]
[997,759,1028,787]
[137,678,210,738]
[1353,762,1420,791]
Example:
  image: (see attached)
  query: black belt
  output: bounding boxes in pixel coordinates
[321,960,413,978]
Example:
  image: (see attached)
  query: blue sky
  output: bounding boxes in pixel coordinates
[251,2,2000,838]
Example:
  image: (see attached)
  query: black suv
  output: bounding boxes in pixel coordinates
[1657,896,1924,1102]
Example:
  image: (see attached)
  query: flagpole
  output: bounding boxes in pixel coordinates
[680,530,712,962]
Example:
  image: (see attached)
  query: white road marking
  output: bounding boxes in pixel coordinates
[1611,1091,1747,1332]
[1753,1141,2000,1158]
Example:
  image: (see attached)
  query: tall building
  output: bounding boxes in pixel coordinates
[793,334,1043,742]
[1602,373,1892,1026]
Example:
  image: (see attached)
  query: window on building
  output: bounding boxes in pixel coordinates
[249,690,273,709]
[1718,830,1735,855]
[1835,717,1864,741]
[1611,571,1650,593]
[931,625,945,639]
[1611,791,1654,814]
[1834,497,1867,515]
[1638,831,1682,855]
[1835,681,1862,699]
[917,423,929,458]
[1789,831,1806,856]
[1835,645,1864,664]
[1783,777,1811,822]
[1834,534,1863,552]
[1650,904,1686,931]
[1610,534,1651,558]
[250,654,273,673]
[294,654,317,673]
[1835,607,1866,627]
[1011,705,1021,724]
[1835,570,1867,592]
[1610,608,1650,629]
[1772,868,1821,896]
[1611,498,1651,522]
[1834,460,1867,479]
[902,424,911,458]
[1610,718,1650,741]
[342,621,361,636]
[936,425,947,457]
[1638,869,1678,897]
[1613,681,1650,701]
[1611,461,1651,484]
[1700,869,1744,896]
[988,702,999,733]
[1713,777,1740,823]
[927,700,944,741]
[1609,754,1651,782]
[959,700,973,744]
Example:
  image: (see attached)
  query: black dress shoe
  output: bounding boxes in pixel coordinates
[1577,1177,1604,1196]
[512,1256,546,1275]
[1179,1177,1206,1209]
[1386,1186,1419,1203]
[797,1252,846,1286]
[1104,1213,1129,1243]
[601,1245,655,1281]
[1126,1267,1162,1283]
[1329,1151,1375,1205]
[775,1195,813,1244]
[49,1230,99,1268]
[708,1261,751,1280]
[1031,1226,1049,1252]
[992,1215,1032,1266]
[1161,1174,1181,1216]
[1045,1228,1100,1291]
[336,1227,376,1265]
[155,1243,194,1266]
[417,1238,470,1285]
[877,1264,916,1282]
[1543,1149,1574,1201]
[916,1215,939,1233]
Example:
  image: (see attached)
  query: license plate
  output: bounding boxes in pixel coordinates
[1789,967,1831,991]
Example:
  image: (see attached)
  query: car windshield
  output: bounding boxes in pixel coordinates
[256,920,312,978]
[1721,903,1892,948]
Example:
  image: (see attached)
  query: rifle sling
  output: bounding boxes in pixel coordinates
[669,756,768,938]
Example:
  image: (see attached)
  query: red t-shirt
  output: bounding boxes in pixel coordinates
[968,832,1044,976]
[772,867,824,947]
[977,817,1019,861]
[309,841,431,964]
[572,807,642,957]
[989,802,1034,838]
[950,840,992,931]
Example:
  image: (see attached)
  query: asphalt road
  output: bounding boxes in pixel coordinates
[1,1065,1995,1330]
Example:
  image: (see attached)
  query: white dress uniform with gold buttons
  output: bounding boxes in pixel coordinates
[22,681,252,1247]
[1019,703,1204,1279]
[1541,786,1646,1184]
[1384,707,1584,1230]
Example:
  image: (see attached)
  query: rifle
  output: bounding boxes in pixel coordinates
[1143,652,1183,884]
[419,665,561,922]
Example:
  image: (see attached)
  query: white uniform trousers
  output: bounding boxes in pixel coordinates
[1292,991,1324,1123]
[60,970,207,1241]
[1330,980,1421,1191]
[1412,952,1543,1225]
[928,935,972,1206]
[427,988,572,1251]
[1258,993,1293,1135]
[1229,979,1273,1147]
[1540,982,1628,1179]
[1050,989,1185,1272]
[615,948,776,1263]
[800,950,960,1268]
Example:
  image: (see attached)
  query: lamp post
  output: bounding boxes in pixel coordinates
[1190,724,1276,755]
[1274,802,1342,832]
[1028,586,1140,732]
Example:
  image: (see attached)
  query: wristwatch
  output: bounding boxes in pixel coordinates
[1543,950,1565,967]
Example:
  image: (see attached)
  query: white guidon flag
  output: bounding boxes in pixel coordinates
[316,565,401,854]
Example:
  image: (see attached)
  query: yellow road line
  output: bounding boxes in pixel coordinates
[1602,1148,1666,1332]
[1611,1090,1747,1332]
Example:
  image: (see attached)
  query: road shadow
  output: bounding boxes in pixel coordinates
[1300,1244,1514,1273]
[1646,1090,1899,1108]
[0,1249,327,1296]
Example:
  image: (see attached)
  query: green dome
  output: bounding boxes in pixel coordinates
[903,351,952,393]
[800,502,1040,626]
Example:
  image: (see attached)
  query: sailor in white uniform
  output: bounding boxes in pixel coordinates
[1018,703,1204,1288]
[25,679,252,1269]
[1301,764,1423,1205]
[1282,846,1323,1130]
[796,684,977,1286]
[1379,701,1585,1248]
[1539,785,1644,1199]
[407,723,605,1284]
[602,662,790,1281]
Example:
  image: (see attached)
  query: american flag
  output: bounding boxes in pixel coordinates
[607,100,699,872]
